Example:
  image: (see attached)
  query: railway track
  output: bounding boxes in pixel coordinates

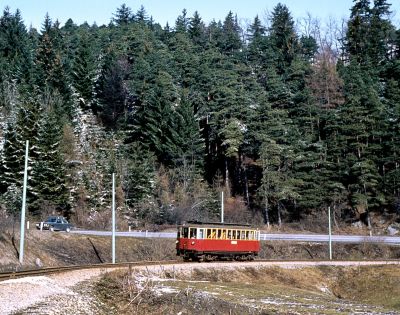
[1,259,399,281]
[0,260,180,281]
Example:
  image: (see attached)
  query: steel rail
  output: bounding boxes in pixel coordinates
[0,260,179,281]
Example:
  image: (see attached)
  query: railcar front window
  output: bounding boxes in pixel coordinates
[249,231,254,240]
[183,227,189,238]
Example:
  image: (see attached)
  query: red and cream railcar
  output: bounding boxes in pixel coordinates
[176,221,260,261]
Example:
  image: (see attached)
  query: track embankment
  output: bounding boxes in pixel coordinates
[1,259,400,314]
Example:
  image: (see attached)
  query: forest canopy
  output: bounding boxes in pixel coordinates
[0,1,399,229]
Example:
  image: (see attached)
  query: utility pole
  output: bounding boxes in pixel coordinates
[112,173,116,264]
[328,206,332,260]
[19,140,29,264]
[221,191,224,223]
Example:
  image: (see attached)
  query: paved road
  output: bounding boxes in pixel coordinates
[71,230,400,244]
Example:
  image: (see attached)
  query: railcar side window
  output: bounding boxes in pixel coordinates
[207,228,217,239]
[222,229,227,239]
[249,231,254,240]
[199,228,205,239]
[217,229,222,239]
[183,227,189,238]
[227,230,232,239]
[232,230,236,239]
[189,228,197,238]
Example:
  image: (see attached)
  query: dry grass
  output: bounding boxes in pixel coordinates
[0,229,176,271]
[1,227,399,272]
[95,265,400,314]
[332,265,400,310]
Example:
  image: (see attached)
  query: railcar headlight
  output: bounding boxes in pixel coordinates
[176,240,179,243]
[191,241,195,245]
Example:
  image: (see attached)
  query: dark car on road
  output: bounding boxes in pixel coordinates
[36,216,73,232]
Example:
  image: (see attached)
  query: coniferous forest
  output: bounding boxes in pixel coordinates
[0,1,399,229]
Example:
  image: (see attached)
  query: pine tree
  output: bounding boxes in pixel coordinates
[175,9,189,33]
[269,3,299,74]
[0,7,32,81]
[94,53,129,129]
[188,11,207,47]
[0,97,41,214]
[72,29,96,107]
[120,142,155,207]
[0,121,20,192]
[132,70,178,164]
[220,11,242,56]
[134,5,149,25]
[246,15,267,66]
[112,4,133,26]
[346,0,371,64]
[35,14,72,116]
[170,91,204,167]
[31,109,68,215]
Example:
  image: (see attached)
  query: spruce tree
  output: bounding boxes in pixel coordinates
[175,9,189,33]
[71,30,96,107]
[0,7,32,81]
[31,109,68,215]
[188,11,207,48]
[120,142,155,207]
[269,3,299,74]
[94,54,129,129]
[112,4,133,26]
[220,11,242,56]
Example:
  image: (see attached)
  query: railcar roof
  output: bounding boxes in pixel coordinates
[179,221,257,229]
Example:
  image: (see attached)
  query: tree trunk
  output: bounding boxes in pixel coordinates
[240,154,250,205]
[264,193,270,227]
[333,205,339,229]
[243,167,250,205]
[277,202,282,227]
[224,158,231,197]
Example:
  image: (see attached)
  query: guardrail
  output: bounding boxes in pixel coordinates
[70,230,400,244]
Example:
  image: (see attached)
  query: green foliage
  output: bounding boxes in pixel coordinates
[31,109,69,214]
[0,183,22,217]
[0,1,399,226]
[269,3,299,74]
[71,29,96,107]
[120,142,155,207]
[0,7,32,81]
[112,4,133,26]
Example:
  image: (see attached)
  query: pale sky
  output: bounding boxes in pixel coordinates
[1,0,399,30]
